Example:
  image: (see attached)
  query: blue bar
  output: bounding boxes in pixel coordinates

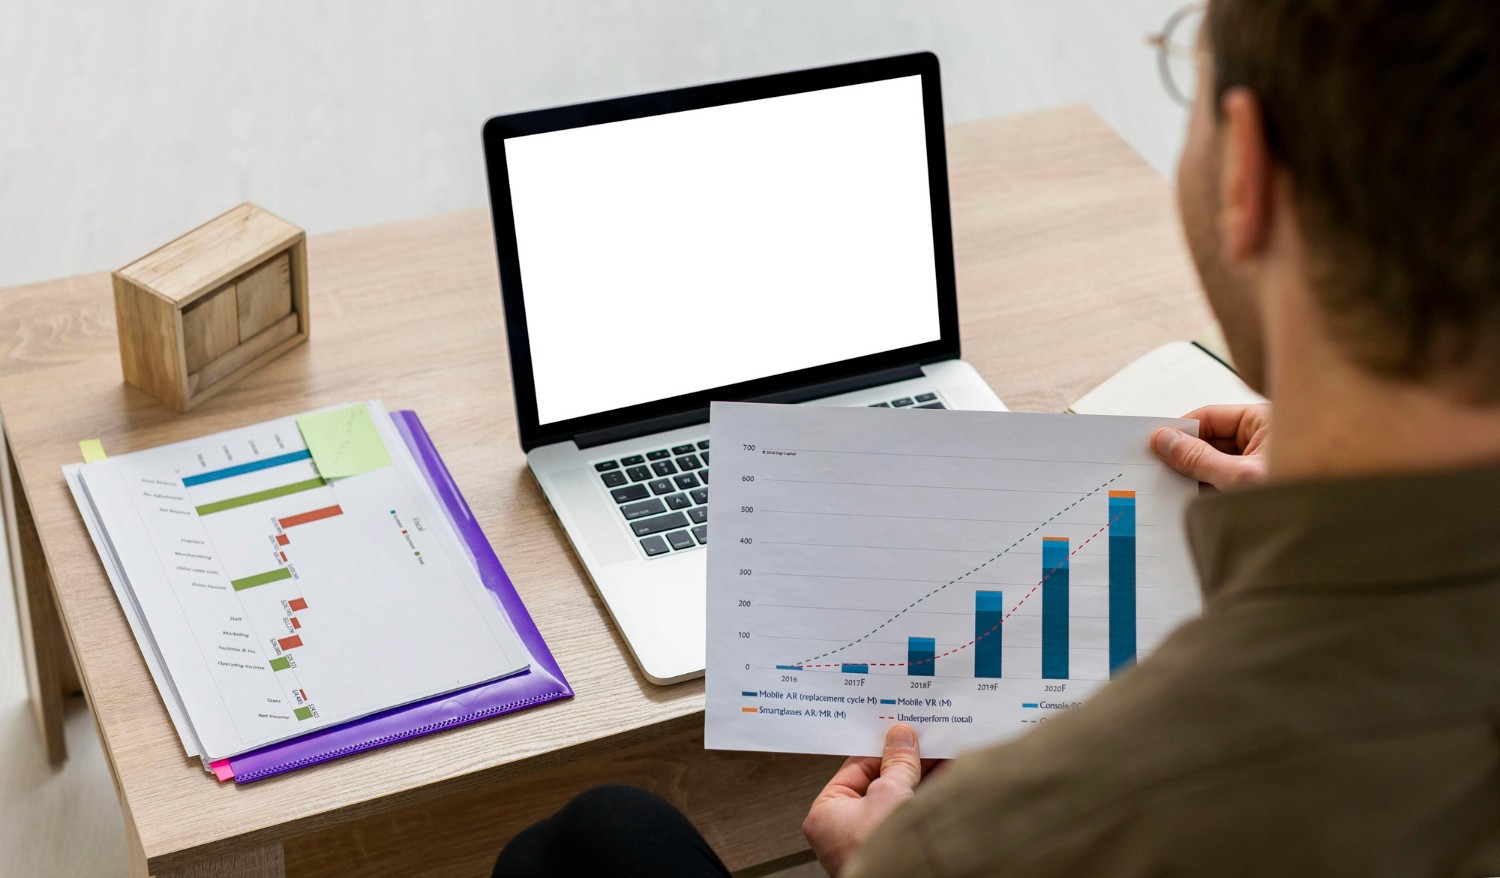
[975,590,1004,678]
[841,663,869,674]
[182,449,313,487]
[775,665,802,671]
[1021,702,1039,708]
[907,637,935,676]
[1042,538,1069,679]
[1108,493,1137,677]
[879,699,897,704]
[741,691,758,697]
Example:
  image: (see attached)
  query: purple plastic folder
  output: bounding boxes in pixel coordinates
[218,410,572,783]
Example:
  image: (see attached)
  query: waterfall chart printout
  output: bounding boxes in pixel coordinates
[67,401,528,762]
[705,403,1202,759]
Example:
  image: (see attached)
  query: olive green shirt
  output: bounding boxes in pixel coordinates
[848,463,1500,878]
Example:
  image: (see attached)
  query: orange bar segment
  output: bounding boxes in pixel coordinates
[741,707,759,713]
[275,533,290,546]
[288,597,308,612]
[278,635,303,651]
[1108,490,1137,499]
[278,505,344,529]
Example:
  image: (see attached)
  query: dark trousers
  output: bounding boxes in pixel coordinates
[494,785,731,877]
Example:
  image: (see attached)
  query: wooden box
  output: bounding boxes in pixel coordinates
[112,203,309,411]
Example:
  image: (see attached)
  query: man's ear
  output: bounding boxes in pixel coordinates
[1218,87,1276,262]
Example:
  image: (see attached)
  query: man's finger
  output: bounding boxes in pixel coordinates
[1180,404,1270,445]
[1152,428,1257,488]
[877,724,923,792]
[817,754,882,801]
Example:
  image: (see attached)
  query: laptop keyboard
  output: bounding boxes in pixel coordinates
[593,393,947,558]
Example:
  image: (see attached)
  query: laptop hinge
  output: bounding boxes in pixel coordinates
[572,363,926,450]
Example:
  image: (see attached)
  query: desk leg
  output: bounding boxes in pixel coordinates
[2,424,72,764]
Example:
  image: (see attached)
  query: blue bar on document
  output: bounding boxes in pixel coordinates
[182,449,314,486]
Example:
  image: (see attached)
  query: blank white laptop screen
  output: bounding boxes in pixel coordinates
[504,74,942,427]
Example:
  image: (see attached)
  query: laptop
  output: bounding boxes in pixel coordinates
[481,52,1007,684]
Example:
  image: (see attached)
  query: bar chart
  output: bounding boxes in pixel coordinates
[705,403,1202,759]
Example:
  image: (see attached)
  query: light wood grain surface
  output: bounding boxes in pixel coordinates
[0,105,1211,875]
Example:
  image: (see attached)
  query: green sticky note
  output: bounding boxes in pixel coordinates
[295,404,392,478]
[79,438,107,463]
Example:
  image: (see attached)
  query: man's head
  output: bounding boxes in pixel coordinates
[1176,0,1500,402]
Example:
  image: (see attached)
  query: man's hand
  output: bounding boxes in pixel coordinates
[1152,404,1271,489]
[803,724,924,877]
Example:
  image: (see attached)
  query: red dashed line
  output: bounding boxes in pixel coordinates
[795,514,1119,670]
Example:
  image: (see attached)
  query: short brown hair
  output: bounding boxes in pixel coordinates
[1208,1,1500,401]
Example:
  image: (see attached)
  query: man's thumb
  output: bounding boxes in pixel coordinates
[880,724,922,790]
[1152,428,1247,488]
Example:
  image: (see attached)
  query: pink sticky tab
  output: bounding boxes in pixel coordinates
[210,759,235,782]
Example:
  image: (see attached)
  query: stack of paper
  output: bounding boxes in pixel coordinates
[65,400,529,768]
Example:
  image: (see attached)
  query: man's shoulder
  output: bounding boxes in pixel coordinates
[853,601,1500,877]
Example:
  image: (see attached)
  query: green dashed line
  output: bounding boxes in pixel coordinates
[793,474,1122,665]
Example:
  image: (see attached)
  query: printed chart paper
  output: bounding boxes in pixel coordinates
[65,401,528,763]
[705,403,1202,759]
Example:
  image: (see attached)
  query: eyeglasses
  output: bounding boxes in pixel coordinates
[1147,4,1207,108]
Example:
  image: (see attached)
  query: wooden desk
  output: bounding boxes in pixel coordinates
[0,105,1212,876]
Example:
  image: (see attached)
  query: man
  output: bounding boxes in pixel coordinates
[803,0,1500,874]
[496,1,1500,874]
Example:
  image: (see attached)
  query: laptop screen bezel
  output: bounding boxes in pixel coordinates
[482,52,960,452]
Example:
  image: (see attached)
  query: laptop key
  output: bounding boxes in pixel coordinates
[631,511,689,537]
[647,449,671,461]
[869,402,890,407]
[665,492,692,510]
[600,471,627,488]
[915,392,938,403]
[688,506,708,524]
[698,469,708,484]
[648,479,674,496]
[667,530,696,551]
[676,454,702,471]
[892,397,914,407]
[595,460,620,472]
[674,473,700,490]
[611,484,650,504]
[627,465,651,482]
[690,488,708,505]
[651,460,678,476]
[621,454,645,466]
[621,498,667,520]
[697,439,710,450]
[640,535,670,557]
[692,525,708,545]
[917,402,946,409]
[702,450,709,464]
[671,444,696,455]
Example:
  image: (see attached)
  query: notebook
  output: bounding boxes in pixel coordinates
[1069,332,1266,418]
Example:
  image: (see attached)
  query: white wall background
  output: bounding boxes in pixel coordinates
[0,2,1192,874]
[0,0,1191,290]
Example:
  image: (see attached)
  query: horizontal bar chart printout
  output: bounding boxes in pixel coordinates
[705,403,1203,759]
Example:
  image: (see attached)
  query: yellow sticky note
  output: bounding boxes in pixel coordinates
[295,404,392,479]
[79,438,107,463]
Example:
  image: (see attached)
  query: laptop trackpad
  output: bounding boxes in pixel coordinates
[551,465,636,567]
